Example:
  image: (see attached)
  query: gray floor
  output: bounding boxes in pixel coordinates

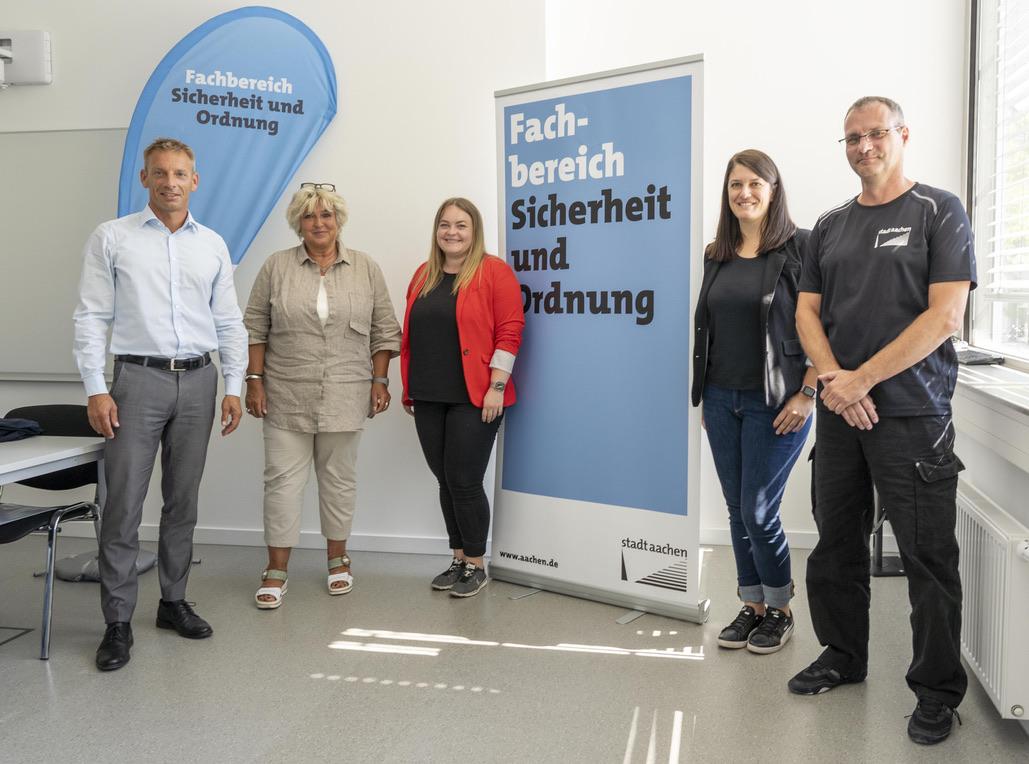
[1,537,1027,763]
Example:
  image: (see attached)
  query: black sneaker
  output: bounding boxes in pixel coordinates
[431,558,465,590]
[450,562,488,598]
[787,660,866,695]
[716,606,764,649]
[908,697,961,745]
[746,607,794,654]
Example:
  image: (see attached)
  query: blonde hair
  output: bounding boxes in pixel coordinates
[285,186,349,238]
[143,137,196,171]
[419,197,487,297]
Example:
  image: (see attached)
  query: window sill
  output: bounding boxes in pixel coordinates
[954,364,1029,474]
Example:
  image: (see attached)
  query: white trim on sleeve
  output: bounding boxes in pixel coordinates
[489,348,516,373]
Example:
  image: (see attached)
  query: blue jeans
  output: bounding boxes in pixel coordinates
[703,384,811,609]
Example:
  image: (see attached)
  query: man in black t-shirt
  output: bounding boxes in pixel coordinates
[791,96,976,746]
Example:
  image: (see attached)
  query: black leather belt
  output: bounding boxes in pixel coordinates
[115,353,212,371]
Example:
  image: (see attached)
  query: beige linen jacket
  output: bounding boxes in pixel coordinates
[244,244,401,433]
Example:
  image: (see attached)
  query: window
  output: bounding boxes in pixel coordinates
[970,0,1029,366]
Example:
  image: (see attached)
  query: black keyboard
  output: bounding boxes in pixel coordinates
[956,349,1005,366]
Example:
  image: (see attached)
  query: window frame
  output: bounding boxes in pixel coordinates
[966,0,1029,373]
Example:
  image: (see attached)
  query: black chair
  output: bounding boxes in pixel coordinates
[0,405,100,659]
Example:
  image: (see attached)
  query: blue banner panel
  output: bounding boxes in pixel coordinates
[500,76,692,516]
[118,6,336,264]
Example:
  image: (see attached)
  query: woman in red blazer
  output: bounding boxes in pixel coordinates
[401,197,524,598]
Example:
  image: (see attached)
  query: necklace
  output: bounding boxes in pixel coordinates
[307,249,335,275]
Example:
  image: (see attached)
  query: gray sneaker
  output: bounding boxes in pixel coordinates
[450,562,488,598]
[431,558,465,590]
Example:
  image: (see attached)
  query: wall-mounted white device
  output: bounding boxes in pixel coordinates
[0,30,53,90]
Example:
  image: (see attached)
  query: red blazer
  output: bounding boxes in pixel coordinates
[401,255,525,408]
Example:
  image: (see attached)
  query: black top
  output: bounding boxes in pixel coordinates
[692,232,810,409]
[407,273,469,403]
[799,183,977,416]
[705,255,765,390]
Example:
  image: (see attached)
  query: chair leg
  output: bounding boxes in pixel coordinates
[40,512,63,660]
[94,463,106,543]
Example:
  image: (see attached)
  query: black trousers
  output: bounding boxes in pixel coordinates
[807,411,968,707]
[413,401,502,558]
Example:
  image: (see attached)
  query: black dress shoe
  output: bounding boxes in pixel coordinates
[96,622,133,671]
[156,599,213,639]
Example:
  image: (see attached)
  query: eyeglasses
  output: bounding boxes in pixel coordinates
[839,126,904,146]
[301,182,336,191]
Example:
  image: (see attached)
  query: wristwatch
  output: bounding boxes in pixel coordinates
[801,384,817,399]
[372,376,389,386]
[492,380,506,392]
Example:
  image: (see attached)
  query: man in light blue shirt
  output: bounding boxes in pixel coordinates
[73,137,247,671]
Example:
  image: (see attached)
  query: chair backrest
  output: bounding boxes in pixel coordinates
[4,405,98,491]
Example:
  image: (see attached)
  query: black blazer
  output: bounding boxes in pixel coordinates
[691,230,810,409]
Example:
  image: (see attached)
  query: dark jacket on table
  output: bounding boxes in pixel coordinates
[691,230,810,410]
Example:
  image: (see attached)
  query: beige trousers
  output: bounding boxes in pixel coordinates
[262,423,362,547]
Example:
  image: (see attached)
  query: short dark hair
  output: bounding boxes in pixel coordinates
[845,96,905,125]
[705,149,796,262]
[143,137,196,170]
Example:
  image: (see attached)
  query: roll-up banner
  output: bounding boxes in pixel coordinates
[492,57,707,623]
[119,6,337,265]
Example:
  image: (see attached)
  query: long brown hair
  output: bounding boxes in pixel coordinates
[705,149,796,262]
[419,197,488,296]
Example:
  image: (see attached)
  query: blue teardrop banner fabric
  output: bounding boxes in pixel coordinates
[118,6,336,264]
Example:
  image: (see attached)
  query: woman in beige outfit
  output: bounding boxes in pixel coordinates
[244,183,401,609]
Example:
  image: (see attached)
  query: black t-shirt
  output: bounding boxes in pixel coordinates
[705,255,765,390]
[799,183,977,416]
[407,273,469,403]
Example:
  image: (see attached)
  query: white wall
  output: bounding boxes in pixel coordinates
[544,0,970,546]
[0,0,546,552]
[0,0,973,554]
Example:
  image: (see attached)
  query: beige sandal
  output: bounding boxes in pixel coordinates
[255,569,288,609]
[327,555,352,595]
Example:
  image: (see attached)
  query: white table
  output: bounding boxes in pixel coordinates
[0,435,105,659]
[0,436,105,486]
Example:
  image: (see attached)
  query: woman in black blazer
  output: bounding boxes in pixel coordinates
[692,149,817,655]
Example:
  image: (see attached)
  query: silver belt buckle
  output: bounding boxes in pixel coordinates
[169,358,185,372]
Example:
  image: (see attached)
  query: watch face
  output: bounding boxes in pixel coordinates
[802,385,817,398]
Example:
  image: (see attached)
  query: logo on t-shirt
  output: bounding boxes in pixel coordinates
[875,226,912,248]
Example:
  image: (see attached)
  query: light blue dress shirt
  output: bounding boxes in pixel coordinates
[73,206,247,398]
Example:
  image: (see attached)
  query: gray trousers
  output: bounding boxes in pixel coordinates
[99,360,217,623]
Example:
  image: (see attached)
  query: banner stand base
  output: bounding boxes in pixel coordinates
[616,610,647,625]
[490,564,710,624]
[509,588,542,601]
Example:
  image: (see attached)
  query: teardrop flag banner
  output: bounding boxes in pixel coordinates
[118,6,336,264]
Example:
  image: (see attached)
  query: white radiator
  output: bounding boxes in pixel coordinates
[955,479,1029,720]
